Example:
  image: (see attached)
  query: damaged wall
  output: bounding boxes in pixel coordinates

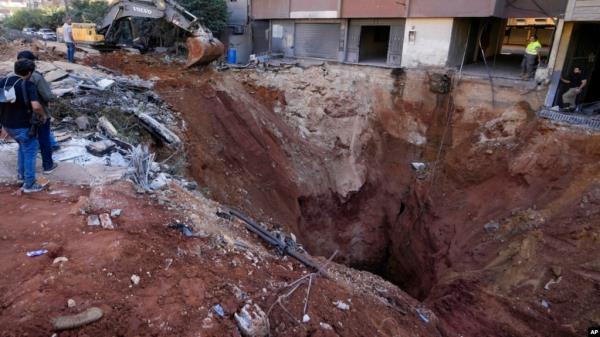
[401,18,454,68]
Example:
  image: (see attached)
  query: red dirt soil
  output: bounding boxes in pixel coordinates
[0,180,438,336]
[89,52,600,337]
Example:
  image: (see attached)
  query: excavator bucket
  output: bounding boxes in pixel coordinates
[185,35,225,67]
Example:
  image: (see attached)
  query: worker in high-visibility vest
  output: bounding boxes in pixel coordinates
[520,34,542,80]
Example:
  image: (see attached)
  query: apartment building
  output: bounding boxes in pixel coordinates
[249,0,567,68]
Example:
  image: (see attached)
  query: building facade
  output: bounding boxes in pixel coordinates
[250,0,568,68]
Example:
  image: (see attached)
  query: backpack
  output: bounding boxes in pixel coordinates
[0,76,21,104]
[0,76,21,126]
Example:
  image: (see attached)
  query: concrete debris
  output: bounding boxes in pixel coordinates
[87,215,100,226]
[51,307,103,331]
[67,299,76,308]
[130,274,141,285]
[86,140,116,157]
[45,69,69,83]
[75,116,91,130]
[334,300,350,311]
[99,213,114,229]
[108,152,127,167]
[110,209,122,218]
[150,173,169,191]
[320,322,333,330]
[234,304,270,337]
[136,113,182,149]
[97,116,119,137]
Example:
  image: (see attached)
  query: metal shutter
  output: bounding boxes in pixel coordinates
[294,23,340,59]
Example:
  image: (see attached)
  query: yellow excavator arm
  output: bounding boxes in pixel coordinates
[98,0,224,66]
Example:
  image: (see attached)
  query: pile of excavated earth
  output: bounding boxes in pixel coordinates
[1,38,600,337]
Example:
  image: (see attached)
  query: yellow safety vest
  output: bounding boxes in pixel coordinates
[526,41,542,55]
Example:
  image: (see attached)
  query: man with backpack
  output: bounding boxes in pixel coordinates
[0,59,48,193]
[16,50,58,173]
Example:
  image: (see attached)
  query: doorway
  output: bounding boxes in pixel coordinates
[558,23,600,106]
[359,26,391,64]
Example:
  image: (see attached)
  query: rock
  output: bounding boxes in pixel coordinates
[320,322,333,330]
[130,274,140,285]
[150,173,169,190]
[51,307,103,331]
[484,221,500,232]
[86,140,116,156]
[67,299,76,308]
[110,209,122,218]
[302,314,310,323]
[87,215,100,226]
[234,303,270,337]
[541,299,549,308]
[334,300,349,311]
[53,256,69,264]
[99,213,114,229]
[75,116,90,130]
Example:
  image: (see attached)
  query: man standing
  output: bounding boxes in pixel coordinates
[16,50,58,173]
[63,17,75,63]
[521,34,542,80]
[0,59,48,193]
[561,66,588,110]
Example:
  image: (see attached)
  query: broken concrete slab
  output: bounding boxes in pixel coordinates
[137,113,181,148]
[52,61,106,78]
[44,69,69,82]
[86,140,116,156]
[34,61,59,74]
[99,213,114,229]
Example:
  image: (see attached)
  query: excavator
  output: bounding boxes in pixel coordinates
[96,0,224,67]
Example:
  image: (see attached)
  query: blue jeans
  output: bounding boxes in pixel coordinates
[38,119,54,171]
[66,42,75,63]
[5,128,38,187]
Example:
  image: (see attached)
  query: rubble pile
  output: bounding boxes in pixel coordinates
[0,59,184,189]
